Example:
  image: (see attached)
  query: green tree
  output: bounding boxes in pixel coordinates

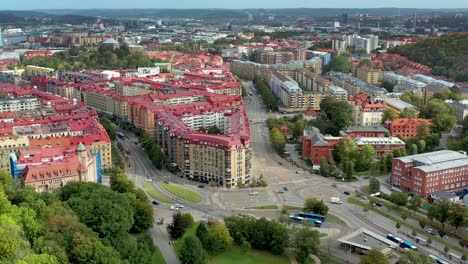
[0,170,12,186]
[290,227,320,264]
[270,127,286,154]
[342,157,355,180]
[389,192,408,206]
[368,177,380,193]
[396,250,434,264]
[360,248,389,264]
[400,211,409,221]
[409,196,422,211]
[319,157,330,177]
[417,140,426,153]
[448,203,467,230]
[355,145,376,172]
[431,113,456,134]
[382,108,399,123]
[334,137,358,164]
[319,96,353,135]
[438,229,446,238]
[207,220,233,253]
[324,56,351,73]
[304,198,329,215]
[17,254,59,264]
[427,199,451,229]
[180,236,206,264]
[379,155,388,173]
[359,59,374,67]
[168,213,192,240]
[195,223,210,249]
[399,108,418,118]
[59,182,134,239]
[410,144,418,155]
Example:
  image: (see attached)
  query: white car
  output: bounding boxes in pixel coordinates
[175,204,184,209]
[249,191,258,196]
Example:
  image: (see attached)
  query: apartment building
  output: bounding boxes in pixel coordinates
[24,65,55,77]
[350,94,385,126]
[0,96,41,112]
[391,150,468,197]
[0,136,29,173]
[331,72,387,97]
[357,66,382,85]
[382,72,426,89]
[257,51,295,64]
[154,106,251,187]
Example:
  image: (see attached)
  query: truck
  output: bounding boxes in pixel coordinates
[330,197,342,204]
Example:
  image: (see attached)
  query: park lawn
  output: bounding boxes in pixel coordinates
[283,205,302,210]
[245,205,278,209]
[173,223,200,255]
[162,183,203,203]
[143,183,172,203]
[326,214,346,225]
[210,245,289,264]
[151,246,165,264]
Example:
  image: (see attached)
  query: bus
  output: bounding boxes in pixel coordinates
[118,132,126,139]
[386,234,403,244]
[429,255,450,264]
[289,215,304,224]
[298,212,326,222]
[400,240,417,250]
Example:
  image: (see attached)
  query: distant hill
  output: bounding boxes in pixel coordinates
[0,11,101,25]
[388,33,468,82]
[35,8,468,19]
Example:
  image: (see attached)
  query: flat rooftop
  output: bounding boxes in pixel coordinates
[338,228,398,251]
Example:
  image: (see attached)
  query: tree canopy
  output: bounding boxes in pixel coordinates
[324,56,351,73]
[389,33,468,81]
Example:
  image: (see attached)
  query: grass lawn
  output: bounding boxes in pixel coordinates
[210,245,289,264]
[151,246,165,264]
[245,205,278,209]
[143,183,172,203]
[162,183,203,203]
[283,205,302,210]
[326,214,346,225]
[319,232,328,238]
[173,223,200,255]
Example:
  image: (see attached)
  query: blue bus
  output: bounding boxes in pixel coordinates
[429,254,450,264]
[289,215,304,224]
[298,212,326,222]
[289,215,322,227]
[400,240,417,250]
[386,234,403,244]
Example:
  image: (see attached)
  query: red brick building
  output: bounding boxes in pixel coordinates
[391,150,468,197]
[302,127,339,165]
[340,126,389,140]
[388,118,432,138]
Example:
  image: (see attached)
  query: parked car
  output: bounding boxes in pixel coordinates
[277,190,284,194]
[344,191,351,195]
[249,191,258,196]
[426,228,436,235]
[175,204,184,209]
[283,187,289,191]
[152,200,160,205]
[375,202,382,207]
[198,185,205,188]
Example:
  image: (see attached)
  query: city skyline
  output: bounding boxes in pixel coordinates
[2,0,468,10]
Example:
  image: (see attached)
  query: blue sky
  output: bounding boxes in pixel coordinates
[2,0,468,10]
